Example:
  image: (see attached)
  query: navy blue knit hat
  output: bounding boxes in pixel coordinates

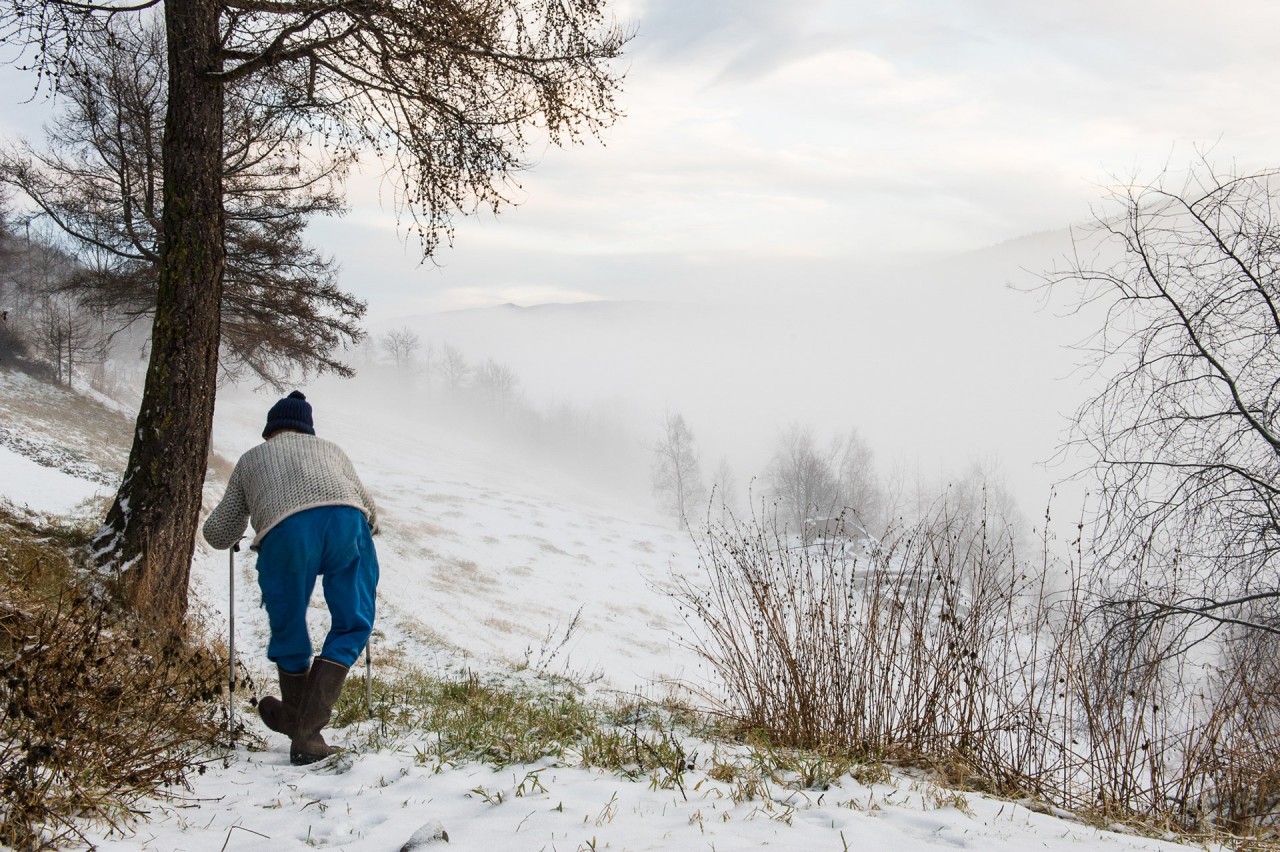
[263,390,315,438]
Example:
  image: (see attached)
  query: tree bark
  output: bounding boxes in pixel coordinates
[94,0,225,626]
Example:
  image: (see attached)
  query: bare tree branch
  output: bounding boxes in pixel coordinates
[1047,159,1280,640]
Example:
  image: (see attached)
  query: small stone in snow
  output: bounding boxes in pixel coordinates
[400,820,449,849]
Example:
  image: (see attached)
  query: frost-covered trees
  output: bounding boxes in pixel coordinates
[834,428,884,534]
[710,456,738,517]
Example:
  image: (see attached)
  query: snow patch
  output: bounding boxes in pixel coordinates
[0,442,107,517]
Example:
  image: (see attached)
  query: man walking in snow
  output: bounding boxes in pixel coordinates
[202,390,380,765]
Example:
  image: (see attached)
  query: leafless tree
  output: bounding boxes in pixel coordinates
[379,326,421,371]
[476,357,519,412]
[1047,161,1280,640]
[652,411,704,530]
[766,423,840,532]
[3,229,107,383]
[36,291,108,388]
[835,428,885,535]
[0,185,13,252]
[917,458,1023,544]
[420,339,437,394]
[710,456,737,517]
[437,342,471,392]
[0,0,627,623]
[0,311,18,364]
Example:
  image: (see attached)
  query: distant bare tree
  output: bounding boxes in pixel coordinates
[437,342,471,392]
[652,411,705,529]
[835,428,884,534]
[951,461,1021,530]
[379,327,421,371]
[0,212,34,364]
[766,424,839,531]
[420,340,437,393]
[0,185,13,254]
[0,311,19,364]
[4,230,107,384]
[711,456,737,516]
[1048,161,1280,640]
[36,291,107,388]
[877,456,913,527]
[359,336,378,368]
[476,357,519,412]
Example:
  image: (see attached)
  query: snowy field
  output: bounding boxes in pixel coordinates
[199,381,703,697]
[0,372,1215,851]
[0,443,107,517]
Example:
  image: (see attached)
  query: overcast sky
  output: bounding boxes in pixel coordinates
[308,0,1280,315]
[2,1,1276,311]
[2,1,1278,522]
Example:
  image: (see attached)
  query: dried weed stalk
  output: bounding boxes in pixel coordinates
[674,499,1280,838]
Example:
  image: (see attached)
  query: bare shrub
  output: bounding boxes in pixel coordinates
[0,509,226,848]
[673,498,1022,758]
[673,498,1280,837]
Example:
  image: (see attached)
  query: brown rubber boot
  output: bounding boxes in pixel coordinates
[290,657,349,766]
[258,665,308,737]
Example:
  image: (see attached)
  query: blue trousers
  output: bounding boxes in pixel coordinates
[255,505,379,674]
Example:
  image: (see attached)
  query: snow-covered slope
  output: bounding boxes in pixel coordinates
[198,380,701,695]
[0,369,1213,852]
[0,370,122,518]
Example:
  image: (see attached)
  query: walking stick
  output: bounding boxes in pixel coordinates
[228,542,238,731]
[364,640,373,717]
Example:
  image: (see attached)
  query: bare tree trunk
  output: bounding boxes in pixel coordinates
[94,0,224,626]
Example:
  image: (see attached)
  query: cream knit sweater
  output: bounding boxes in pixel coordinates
[202,432,379,550]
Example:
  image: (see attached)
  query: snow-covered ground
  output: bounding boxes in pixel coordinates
[0,371,1215,851]
[198,380,703,696]
[86,747,1207,852]
[0,443,107,517]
